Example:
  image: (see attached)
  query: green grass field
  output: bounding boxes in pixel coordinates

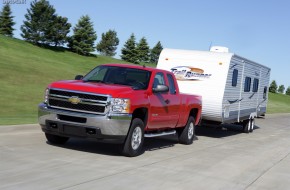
[0,35,289,125]
[267,92,290,114]
[0,35,158,125]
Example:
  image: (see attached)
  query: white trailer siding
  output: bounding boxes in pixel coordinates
[157,48,271,124]
[157,49,232,122]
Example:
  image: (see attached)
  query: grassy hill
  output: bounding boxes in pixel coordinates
[0,35,289,125]
[0,35,156,125]
[267,92,290,114]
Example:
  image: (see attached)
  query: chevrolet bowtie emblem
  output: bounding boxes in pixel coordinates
[68,96,81,104]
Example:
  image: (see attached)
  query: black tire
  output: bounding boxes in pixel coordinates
[122,118,144,157]
[250,118,255,133]
[243,119,251,133]
[45,133,69,144]
[178,116,195,145]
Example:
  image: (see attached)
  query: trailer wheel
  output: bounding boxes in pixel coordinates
[243,119,251,133]
[178,116,195,145]
[45,133,69,144]
[122,118,144,157]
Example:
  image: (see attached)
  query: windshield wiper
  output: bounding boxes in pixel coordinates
[83,80,104,83]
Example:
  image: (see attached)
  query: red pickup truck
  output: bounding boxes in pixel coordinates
[39,64,202,156]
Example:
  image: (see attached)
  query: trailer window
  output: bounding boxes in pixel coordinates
[244,77,251,92]
[167,74,176,94]
[253,78,259,92]
[232,69,238,87]
[263,86,268,99]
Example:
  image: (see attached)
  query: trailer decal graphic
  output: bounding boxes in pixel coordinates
[170,66,212,80]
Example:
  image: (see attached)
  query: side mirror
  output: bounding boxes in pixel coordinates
[75,75,83,80]
[153,84,169,93]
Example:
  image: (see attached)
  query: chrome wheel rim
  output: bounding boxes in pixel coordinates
[188,123,194,140]
[248,120,251,131]
[131,126,142,150]
[251,120,255,130]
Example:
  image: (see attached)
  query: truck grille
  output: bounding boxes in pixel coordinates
[48,89,109,114]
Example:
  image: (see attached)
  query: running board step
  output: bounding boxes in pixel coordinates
[144,130,176,138]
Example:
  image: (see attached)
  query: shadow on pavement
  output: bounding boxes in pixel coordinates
[196,124,260,138]
[46,124,260,156]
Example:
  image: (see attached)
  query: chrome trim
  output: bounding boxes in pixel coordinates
[49,94,108,104]
[49,88,111,99]
[49,97,107,106]
[48,105,106,115]
[38,103,131,136]
[48,88,112,115]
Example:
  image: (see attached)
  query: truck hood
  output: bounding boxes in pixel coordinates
[49,80,134,97]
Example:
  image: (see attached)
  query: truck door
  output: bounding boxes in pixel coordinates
[148,72,178,129]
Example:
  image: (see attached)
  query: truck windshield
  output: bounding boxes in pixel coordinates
[82,66,151,90]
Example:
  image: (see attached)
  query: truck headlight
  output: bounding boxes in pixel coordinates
[110,98,130,113]
[44,88,49,104]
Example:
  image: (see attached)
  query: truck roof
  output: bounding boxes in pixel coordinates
[103,63,167,73]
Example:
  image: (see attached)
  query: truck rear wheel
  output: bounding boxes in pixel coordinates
[45,133,69,144]
[178,116,195,145]
[122,118,144,157]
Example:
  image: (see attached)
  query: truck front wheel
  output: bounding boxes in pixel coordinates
[122,118,144,157]
[45,133,69,144]
[178,116,195,145]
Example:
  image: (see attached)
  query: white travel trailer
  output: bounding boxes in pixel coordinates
[157,47,271,133]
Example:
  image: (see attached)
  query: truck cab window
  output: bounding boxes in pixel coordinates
[167,74,176,94]
[153,73,165,88]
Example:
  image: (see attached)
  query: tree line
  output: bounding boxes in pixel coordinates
[269,80,290,96]
[0,0,163,64]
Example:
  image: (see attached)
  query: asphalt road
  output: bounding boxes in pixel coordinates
[1,113,290,190]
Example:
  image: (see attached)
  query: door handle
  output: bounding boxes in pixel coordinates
[165,99,170,104]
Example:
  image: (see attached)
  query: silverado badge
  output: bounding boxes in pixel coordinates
[68,96,81,104]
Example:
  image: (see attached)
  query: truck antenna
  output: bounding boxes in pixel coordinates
[208,41,212,51]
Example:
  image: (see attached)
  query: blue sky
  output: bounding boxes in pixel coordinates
[2,0,290,88]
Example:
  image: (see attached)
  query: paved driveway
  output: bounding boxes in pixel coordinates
[1,114,290,190]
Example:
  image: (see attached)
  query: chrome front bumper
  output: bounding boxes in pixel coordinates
[38,103,132,143]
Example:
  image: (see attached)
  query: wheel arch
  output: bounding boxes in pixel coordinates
[189,108,201,126]
[131,107,148,127]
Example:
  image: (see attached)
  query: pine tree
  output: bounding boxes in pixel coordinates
[278,85,285,94]
[150,41,163,64]
[136,37,150,63]
[0,4,15,37]
[269,80,277,93]
[286,87,290,96]
[121,33,138,64]
[21,0,56,45]
[96,29,119,56]
[68,15,97,56]
[47,16,71,47]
